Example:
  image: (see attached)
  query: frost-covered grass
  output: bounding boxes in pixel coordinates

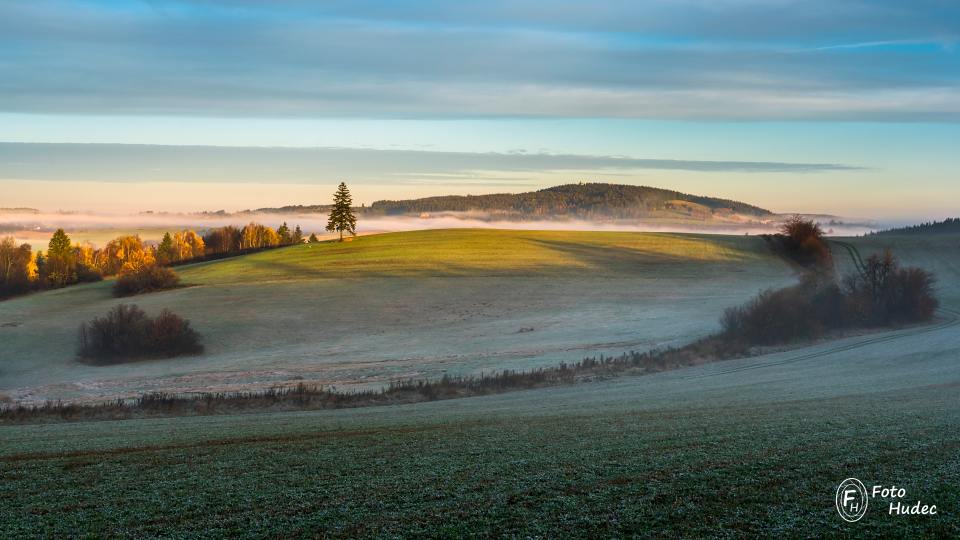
[1,373,957,536]
[0,230,792,404]
[2,229,958,536]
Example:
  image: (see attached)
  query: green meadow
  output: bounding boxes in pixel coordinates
[0,229,792,404]
[1,231,958,536]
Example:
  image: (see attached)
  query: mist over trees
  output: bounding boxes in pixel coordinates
[1,219,312,300]
[870,217,960,236]
[0,237,33,297]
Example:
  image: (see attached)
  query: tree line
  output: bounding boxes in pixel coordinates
[869,217,960,236]
[1,181,359,299]
[0,221,310,299]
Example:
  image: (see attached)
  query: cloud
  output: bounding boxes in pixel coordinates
[0,143,861,185]
[1,1,958,121]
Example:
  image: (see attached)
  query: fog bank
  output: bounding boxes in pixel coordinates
[1,210,879,247]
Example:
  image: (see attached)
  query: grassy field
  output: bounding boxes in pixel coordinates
[1,231,958,535]
[843,233,960,305]
[2,320,958,536]
[181,228,767,282]
[0,229,792,404]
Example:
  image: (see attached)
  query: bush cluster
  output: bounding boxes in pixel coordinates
[78,304,203,363]
[722,250,937,345]
[113,264,181,297]
[772,215,833,271]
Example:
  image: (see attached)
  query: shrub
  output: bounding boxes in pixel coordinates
[843,250,938,325]
[78,304,203,363]
[722,249,937,346]
[721,284,840,345]
[775,215,833,271]
[113,264,180,297]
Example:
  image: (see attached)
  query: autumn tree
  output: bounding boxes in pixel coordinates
[95,236,152,276]
[172,230,205,261]
[778,215,832,272]
[0,237,34,297]
[240,222,280,249]
[203,226,241,255]
[326,182,357,241]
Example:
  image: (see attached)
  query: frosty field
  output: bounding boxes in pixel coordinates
[1,229,958,536]
[2,306,958,536]
[0,229,793,404]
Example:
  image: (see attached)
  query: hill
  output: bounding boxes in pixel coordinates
[237,184,773,222]
[369,183,773,220]
[3,229,959,535]
[3,230,959,536]
[869,217,960,235]
[0,229,793,405]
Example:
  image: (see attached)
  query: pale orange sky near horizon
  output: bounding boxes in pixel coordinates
[3,2,960,223]
[0,170,934,220]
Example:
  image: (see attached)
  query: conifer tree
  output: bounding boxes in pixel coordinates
[46,229,76,287]
[157,232,175,265]
[293,224,304,244]
[308,233,319,243]
[326,182,357,241]
[48,229,72,258]
[277,222,292,244]
[35,251,45,279]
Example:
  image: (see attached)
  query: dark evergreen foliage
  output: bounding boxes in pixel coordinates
[326,182,357,241]
[370,183,772,219]
[870,217,960,235]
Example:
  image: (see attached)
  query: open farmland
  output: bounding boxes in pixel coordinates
[1,232,958,535]
[2,303,958,536]
[0,229,793,404]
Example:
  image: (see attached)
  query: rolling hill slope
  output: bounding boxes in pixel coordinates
[369,183,773,221]
[0,229,792,404]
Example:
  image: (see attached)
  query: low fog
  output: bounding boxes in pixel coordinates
[1,210,879,246]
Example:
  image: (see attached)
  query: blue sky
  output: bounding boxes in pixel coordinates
[1,1,958,217]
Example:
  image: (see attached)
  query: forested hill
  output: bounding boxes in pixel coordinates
[368,183,772,219]
[870,217,960,235]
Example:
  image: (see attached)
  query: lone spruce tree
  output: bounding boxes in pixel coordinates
[326,182,357,241]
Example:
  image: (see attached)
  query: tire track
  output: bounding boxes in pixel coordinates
[831,239,867,278]
[681,307,959,380]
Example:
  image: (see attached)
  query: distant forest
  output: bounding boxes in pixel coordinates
[870,217,960,236]
[370,184,772,219]
[237,184,771,220]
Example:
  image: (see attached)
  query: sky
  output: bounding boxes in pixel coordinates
[1,1,958,218]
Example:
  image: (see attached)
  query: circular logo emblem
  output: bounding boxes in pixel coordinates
[836,478,868,522]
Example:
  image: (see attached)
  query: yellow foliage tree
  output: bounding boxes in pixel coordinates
[96,235,150,276]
